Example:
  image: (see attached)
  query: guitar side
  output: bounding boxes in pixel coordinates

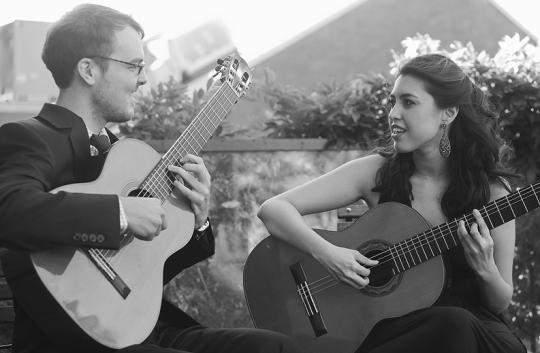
[30,139,195,349]
[243,202,445,353]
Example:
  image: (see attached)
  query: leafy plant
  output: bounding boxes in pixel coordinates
[261,74,390,149]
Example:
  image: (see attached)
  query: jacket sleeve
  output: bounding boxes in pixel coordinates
[162,222,215,284]
[0,122,123,251]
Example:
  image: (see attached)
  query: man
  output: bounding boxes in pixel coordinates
[0,4,301,353]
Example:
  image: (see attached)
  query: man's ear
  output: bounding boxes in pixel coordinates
[76,58,99,86]
[444,106,459,124]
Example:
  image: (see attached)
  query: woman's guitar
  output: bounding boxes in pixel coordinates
[18,55,251,350]
[244,184,540,353]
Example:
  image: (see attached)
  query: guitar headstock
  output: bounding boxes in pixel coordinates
[214,54,252,98]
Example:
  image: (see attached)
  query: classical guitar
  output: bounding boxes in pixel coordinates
[244,184,540,353]
[22,55,251,350]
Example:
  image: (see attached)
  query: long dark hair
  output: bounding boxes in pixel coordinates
[373,54,513,219]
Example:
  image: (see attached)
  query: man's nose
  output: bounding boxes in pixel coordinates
[137,68,148,86]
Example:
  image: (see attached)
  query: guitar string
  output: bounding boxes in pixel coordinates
[104,85,236,268]
[365,184,537,266]
[302,185,539,294]
[305,190,531,294]
[107,85,234,265]
[144,85,233,199]
[98,81,237,266]
[305,186,538,294]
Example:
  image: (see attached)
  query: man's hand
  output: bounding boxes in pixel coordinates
[120,196,167,241]
[168,154,211,229]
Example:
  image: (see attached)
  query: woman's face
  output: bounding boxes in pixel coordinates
[388,74,447,155]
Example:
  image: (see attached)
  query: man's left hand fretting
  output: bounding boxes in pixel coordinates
[168,154,211,229]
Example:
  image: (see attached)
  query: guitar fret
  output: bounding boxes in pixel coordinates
[445,222,458,246]
[463,215,472,230]
[431,229,442,254]
[492,201,505,226]
[508,191,527,220]
[532,185,540,205]
[401,241,412,269]
[418,233,429,260]
[401,240,414,268]
[425,232,435,257]
[200,116,213,136]
[481,206,494,229]
[389,245,403,273]
[506,196,517,219]
[518,191,529,213]
[412,237,422,263]
[438,225,449,250]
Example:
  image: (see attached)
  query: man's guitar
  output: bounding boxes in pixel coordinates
[244,184,540,353]
[22,55,251,350]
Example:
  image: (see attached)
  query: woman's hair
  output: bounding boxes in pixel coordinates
[373,53,513,219]
[42,4,144,89]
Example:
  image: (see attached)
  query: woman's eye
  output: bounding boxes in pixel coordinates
[403,99,415,106]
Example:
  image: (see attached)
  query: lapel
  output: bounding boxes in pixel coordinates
[36,104,95,180]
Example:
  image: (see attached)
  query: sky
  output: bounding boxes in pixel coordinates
[0,0,538,65]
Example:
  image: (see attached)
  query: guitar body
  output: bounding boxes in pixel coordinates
[243,202,446,353]
[31,139,194,349]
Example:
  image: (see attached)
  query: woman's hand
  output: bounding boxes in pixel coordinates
[314,244,378,290]
[457,209,498,277]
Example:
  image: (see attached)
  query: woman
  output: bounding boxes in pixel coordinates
[257,54,525,353]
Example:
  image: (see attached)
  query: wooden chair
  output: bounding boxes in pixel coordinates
[0,250,14,352]
[337,200,369,231]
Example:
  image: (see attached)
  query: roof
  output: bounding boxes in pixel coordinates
[226,0,535,130]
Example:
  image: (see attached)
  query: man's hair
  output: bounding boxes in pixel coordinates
[42,4,144,88]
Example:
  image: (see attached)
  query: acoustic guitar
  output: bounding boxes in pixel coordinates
[23,55,251,350]
[244,184,540,353]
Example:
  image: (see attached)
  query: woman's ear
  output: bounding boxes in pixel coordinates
[444,106,459,124]
[76,58,98,86]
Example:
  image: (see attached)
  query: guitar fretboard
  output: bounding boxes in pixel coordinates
[388,182,540,274]
[137,82,238,201]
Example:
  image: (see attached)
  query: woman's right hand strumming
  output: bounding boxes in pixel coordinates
[313,244,378,290]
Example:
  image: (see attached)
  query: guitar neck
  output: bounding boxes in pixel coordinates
[390,182,540,273]
[139,82,238,201]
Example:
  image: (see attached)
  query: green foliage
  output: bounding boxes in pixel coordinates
[119,77,210,139]
[261,73,390,148]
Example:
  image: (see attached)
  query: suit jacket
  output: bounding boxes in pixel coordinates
[0,103,215,353]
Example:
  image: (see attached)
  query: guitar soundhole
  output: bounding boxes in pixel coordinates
[358,240,402,297]
[365,249,394,287]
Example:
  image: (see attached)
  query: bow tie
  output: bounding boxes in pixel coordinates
[89,134,111,155]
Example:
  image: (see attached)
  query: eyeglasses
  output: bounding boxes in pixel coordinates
[91,55,145,75]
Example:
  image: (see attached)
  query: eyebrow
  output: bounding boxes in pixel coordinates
[389,93,420,99]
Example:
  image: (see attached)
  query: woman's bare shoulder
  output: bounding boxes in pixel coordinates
[489,177,512,201]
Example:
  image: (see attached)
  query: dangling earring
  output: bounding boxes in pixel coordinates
[439,122,451,158]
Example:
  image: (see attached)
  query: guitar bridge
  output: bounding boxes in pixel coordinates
[289,262,327,337]
[83,248,131,299]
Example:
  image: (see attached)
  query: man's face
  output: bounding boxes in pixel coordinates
[91,26,146,123]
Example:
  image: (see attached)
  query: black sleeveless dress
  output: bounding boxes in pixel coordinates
[354,193,526,353]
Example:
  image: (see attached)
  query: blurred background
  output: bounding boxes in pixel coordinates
[1,0,539,352]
